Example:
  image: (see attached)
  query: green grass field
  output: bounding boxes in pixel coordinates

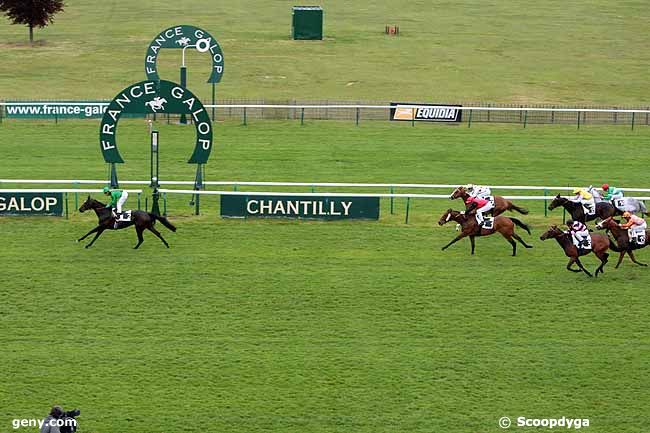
[1,121,649,432]
[2,0,649,431]
[1,0,649,104]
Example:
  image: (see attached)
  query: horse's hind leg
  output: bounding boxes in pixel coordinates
[148,226,170,248]
[85,228,105,249]
[469,236,476,255]
[512,233,533,249]
[615,251,626,268]
[628,250,648,267]
[500,232,517,256]
[133,227,145,249]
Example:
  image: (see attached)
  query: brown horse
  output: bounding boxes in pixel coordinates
[449,186,528,217]
[539,225,609,277]
[548,194,615,223]
[438,209,533,256]
[596,217,649,268]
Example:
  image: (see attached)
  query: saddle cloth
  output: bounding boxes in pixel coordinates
[112,210,132,228]
[582,202,596,216]
[613,199,626,211]
[628,228,646,246]
[572,233,592,250]
[481,217,495,230]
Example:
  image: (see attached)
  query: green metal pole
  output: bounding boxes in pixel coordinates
[212,83,216,120]
[523,110,528,128]
[355,107,360,126]
[301,108,304,126]
[390,187,394,215]
[405,197,410,224]
[577,111,581,130]
[631,112,635,131]
[544,188,548,217]
[137,192,141,210]
[411,108,415,127]
[468,109,473,128]
[65,192,69,219]
[180,66,188,124]
[243,107,247,126]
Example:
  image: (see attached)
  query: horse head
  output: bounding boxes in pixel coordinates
[449,186,467,200]
[79,196,104,213]
[547,194,565,211]
[539,225,562,241]
[596,217,617,231]
[438,208,463,226]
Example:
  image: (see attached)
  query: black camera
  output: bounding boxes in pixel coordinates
[59,409,80,433]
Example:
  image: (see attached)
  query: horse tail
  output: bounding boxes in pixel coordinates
[509,202,529,215]
[151,214,177,232]
[607,236,622,252]
[509,217,531,235]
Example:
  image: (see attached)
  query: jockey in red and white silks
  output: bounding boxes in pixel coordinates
[465,196,493,225]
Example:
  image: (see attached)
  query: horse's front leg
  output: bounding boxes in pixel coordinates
[442,233,466,251]
[85,228,106,249]
[78,225,101,242]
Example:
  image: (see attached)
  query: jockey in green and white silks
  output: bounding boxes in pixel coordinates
[103,186,128,219]
[601,184,624,201]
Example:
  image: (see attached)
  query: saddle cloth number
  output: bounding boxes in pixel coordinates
[482,217,495,230]
[582,203,595,216]
[614,199,626,209]
[119,210,132,222]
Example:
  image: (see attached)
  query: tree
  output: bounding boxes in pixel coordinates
[0,0,65,44]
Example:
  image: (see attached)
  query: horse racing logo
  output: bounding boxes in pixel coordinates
[175,37,191,46]
[145,97,168,112]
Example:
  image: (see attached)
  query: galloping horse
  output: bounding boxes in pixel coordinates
[449,186,529,217]
[78,196,176,249]
[438,209,533,256]
[547,194,615,223]
[591,189,648,216]
[539,225,609,277]
[596,217,649,268]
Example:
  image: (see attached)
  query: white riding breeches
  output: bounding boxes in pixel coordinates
[475,202,494,224]
[116,191,128,213]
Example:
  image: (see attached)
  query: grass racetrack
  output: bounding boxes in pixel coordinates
[1,121,649,432]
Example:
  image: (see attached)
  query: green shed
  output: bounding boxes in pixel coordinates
[292,6,323,40]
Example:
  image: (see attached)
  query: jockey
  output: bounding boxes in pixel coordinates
[465,196,493,226]
[619,211,647,244]
[103,186,129,220]
[466,184,492,200]
[602,184,624,201]
[570,187,595,215]
[565,219,591,249]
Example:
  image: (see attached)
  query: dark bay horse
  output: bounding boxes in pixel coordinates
[548,194,615,223]
[449,186,528,217]
[78,196,176,249]
[596,217,649,268]
[438,209,533,256]
[539,225,609,277]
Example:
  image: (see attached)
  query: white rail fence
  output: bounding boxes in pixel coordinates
[2,180,649,222]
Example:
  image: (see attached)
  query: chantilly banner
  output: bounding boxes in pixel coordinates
[220,195,380,220]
